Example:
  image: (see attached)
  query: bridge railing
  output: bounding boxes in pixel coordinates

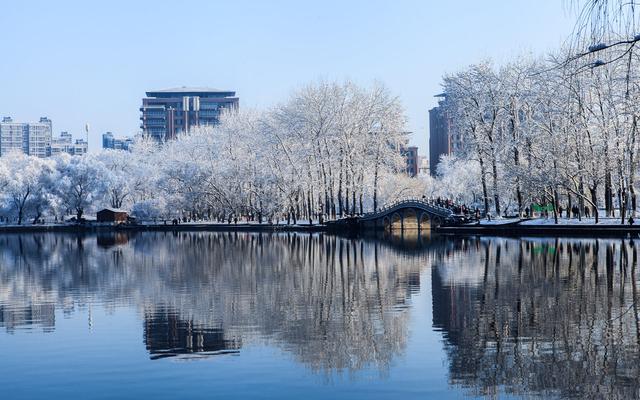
[362,198,456,218]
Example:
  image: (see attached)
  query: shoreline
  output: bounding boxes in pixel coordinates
[3,221,640,238]
[0,223,329,234]
[435,223,640,237]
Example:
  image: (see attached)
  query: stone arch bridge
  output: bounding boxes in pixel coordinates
[358,199,459,231]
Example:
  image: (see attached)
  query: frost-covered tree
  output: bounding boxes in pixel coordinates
[54,154,107,220]
[0,80,418,225]
[434,40,640,223]
[0,153,56,224]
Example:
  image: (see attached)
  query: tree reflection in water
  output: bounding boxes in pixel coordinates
[433,237,640,399]
[0,232,429,375]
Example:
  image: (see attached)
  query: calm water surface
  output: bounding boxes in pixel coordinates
[1,232,639,399]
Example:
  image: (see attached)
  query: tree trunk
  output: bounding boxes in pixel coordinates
[307,191,313,225]
[351,190,356,216]
[32,211,42,225]
[590,186,599,224]
[491,157,500,216]
[373,156,380,213]
[479,156,490,216]
[337,157,344,217]
[553,188,559,225]
[605,171,613,217]
[578,178,585,221]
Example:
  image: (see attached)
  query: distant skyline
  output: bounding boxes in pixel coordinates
[1,0,576,152]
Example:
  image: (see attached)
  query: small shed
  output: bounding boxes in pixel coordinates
[96,208,129,223]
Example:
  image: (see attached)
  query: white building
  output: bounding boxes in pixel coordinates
[0,117,52,158]
[51,131,88,156]
[50,131,73,156]
[0,118,25,156]
[102,132,134,151]
[418,156,430,176]
[72,139,88,156]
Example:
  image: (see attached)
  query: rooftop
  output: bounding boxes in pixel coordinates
[98,208,129,214]
[145,87,237,98]
[150,86,226,93]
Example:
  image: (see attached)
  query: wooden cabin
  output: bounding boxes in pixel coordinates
[96,208,129,224]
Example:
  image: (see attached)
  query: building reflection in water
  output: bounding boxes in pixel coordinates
[432,237,640,399]
[96,232,131,248]
[0,232,428,372]
[144,306,241,360]
[0,303,55,333]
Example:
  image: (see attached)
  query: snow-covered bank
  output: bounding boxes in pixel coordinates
[518,218,633,226]
[440,218,640,237]
[0,222,330,234]
[470,217,637,226]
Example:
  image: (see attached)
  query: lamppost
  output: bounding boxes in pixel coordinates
[85,123,90,153]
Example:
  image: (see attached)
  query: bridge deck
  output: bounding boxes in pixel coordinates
[360,199,454,221]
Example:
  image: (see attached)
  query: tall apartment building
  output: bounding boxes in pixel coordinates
[428,94,463,176]
[102,132,134,151]
[51,131,88,156]
[140,87,239,141]
[401,145,419,177]
[0,117,52,158]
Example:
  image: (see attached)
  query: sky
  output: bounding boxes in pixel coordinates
[0,0,577,152]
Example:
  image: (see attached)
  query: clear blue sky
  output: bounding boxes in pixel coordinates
[1,0,576,152]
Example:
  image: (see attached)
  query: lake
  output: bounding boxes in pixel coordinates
[1,231,638,399]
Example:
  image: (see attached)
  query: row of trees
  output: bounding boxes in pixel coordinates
[0,81,424,225]
[428,0,640,223]
[435,43,640,223]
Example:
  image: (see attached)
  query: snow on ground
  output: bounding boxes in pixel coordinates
[0,219,326,228]
[154,219,322,226]
[466,217,636,226]
[518,217,631,226]
[472,219,521,225]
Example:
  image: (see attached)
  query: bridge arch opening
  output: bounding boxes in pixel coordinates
[402,208,419,230]
[382,216,391,231]
[419,213,431,230]
[390,213,402,230]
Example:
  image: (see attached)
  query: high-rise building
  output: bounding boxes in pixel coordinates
[0,117,52,158]
[102,132,134,151]
[0,117,26,156]
[28,118,53,158]
[401,145,419,177]
[428,94,463,176]
[50,131,88,156]
[102,131,115,149]
[140,87,239,141]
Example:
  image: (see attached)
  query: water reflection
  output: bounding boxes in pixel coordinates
[433,237,640,399]
[0,232,427,373]
[144,306,242,360]
[4,232,640,397]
